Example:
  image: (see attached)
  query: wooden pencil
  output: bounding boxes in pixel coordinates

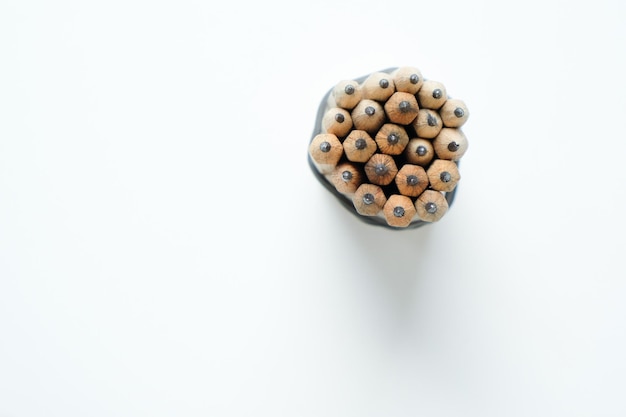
[427,159,460,192]
[351,99,386,135]
[330,162,363,195]
[343,130,377,163]
[361,71,396,102]
[384,92,419,125]
[391,66,423,94]
[374,123,409,155]
[329,79,363,110]
[417,80,447,110]
[308,133,343,175]
[383,194,417,228]
[322,107,353,138]
[439,98,469,128]
[395,164,429,197]
[412,108,443,139]
[404,138,435,167]
[364,153,398,186]
[353,183,387,216]
[415,190,449,222]
[433,128,468,160]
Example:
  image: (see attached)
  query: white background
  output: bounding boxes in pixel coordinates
[1,0,625,416]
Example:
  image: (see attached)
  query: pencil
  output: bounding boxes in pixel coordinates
[412,108,442,139]
[391,66,423,94]
[433,128,469,160]
[330,162,363,195]
[352,183,387,216]
[427,159,460,192]
[343,130,377,163]
[403,138,435,167]
[383,194,417,228]
[308,133,344,175]
[361,71,396,102]
[374,123,409,155]
[384,92,419,125]
[351,99,386,135]
[439,98,469,128]
[322,107,353,138]
[417,80,447,110]
[364,153,398,186]
[330,79,363,110]
[415,190,449,222]
[395,164,429,197]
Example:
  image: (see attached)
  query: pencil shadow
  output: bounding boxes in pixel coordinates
[329,206,437,327]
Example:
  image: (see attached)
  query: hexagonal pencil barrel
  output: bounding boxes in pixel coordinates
[308,133,343,175]
[391,66,423,94]
[329,162,363,195]
[352,183,387,216]
[427,159,460,192]
[361,71,395,102]
[383,194,417,228]
[415,190,449,222]
[364,153,398,186]
[433,128,468,161]
[322,107,353,138]
[351,99,385,135]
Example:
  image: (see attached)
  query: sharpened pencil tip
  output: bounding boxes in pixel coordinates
[440,172,452,182]
[393,206,405,217]
[365,106,375,116]
[355,138,367,150]
[374,164,388,176]
[410,74,419,84]
[344,84,355,95]
[342,171,353,181]
[362,193,374,205]
[406,175,419,186]
[379,79,389,89]
[425,202,437,214]
[319,141,331,152]
[335,113,345,123]
[432,89,443,99]
[416,145,427,156]
[399,100,411,112]
[454,107,464,118]
[447,142,460,152]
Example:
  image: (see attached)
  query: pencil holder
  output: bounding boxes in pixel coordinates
[308,66,469,229]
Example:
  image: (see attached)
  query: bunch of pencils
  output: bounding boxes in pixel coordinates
[308,66,469,229]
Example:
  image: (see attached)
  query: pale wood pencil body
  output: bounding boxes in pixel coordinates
[404,138,435,167]
[361,72,396,102]
[343,130,377,163]
[374,123,409,155]
[383,194,417,228]
[351,99,386,135]
[433,128,468,161]
[415,190,449,222]
[330,162,363,195]
[417,80,447,110]
[384,92,419,125]
[395,164,429,197]
[308,133,343,174]
[391,66,423,94]
[439,98,469,128]
[353,183,387,216]
[364,153,398,186]
[412,108,443,139]
[331,79,363,110]
[322,107,353,138]
[427,159,460,192]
